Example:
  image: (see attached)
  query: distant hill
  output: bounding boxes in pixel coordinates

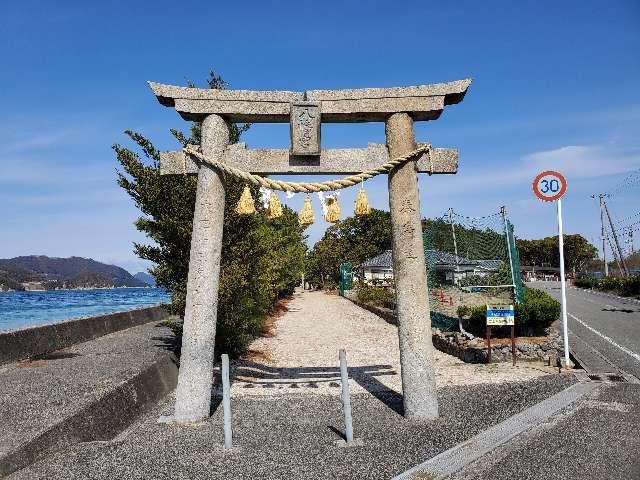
[134,271,156,287]
[0,256,147,291]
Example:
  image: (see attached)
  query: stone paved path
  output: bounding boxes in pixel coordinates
[229,290,554,396]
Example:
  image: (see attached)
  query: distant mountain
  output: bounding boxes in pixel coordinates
[0,256,147,291]
[134,271,156,287]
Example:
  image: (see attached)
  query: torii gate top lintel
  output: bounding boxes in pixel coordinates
[148,78,471,123]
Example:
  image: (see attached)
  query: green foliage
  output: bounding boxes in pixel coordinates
[575,275,640,298]
[459,287,560,337]
[306,209,392,289]
[356,286,396,309]
[457,265,512,288]
[574,277,596,289]
[423,218,506,261]
[114,71,306,356]
[517,235,598,273]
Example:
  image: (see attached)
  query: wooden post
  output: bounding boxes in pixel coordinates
[511,325,516,366]
[386,112,438,419]
[486,326,492,364]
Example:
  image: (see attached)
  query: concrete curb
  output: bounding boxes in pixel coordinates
[0,306,169,365]
[391,381,598,480]
[0,352,178,477]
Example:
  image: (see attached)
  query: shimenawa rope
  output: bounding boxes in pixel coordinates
[183,143,433,193]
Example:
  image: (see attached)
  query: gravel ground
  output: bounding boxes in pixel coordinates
[229,290,556,397]
[9,290,576,479]
[0,322,173,459]
[13,375,576,480]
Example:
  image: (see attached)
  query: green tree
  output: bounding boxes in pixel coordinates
[114,71,306,355]
[517,234,597,273]
[306,209,392,288]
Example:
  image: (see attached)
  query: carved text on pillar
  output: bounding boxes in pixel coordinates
[290,102,321,156]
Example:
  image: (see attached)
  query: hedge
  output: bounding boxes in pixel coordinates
[457,286,560,337]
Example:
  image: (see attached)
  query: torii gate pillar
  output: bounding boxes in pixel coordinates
[386,113,438,418]
[174,114,229,423]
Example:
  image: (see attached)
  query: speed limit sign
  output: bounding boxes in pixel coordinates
[532,168,572,368]
[532,170,567,202]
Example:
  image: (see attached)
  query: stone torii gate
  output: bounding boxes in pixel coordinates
[149,79,471,423]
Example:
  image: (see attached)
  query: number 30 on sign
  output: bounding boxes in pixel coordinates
[532,170,567,202]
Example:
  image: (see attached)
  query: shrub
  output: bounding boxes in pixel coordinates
[620,275,640,297]
[516,287,561,335]
[458,286,560,337]
[574,277,596,289]
[575,275,640,298]
[356,286,396,310]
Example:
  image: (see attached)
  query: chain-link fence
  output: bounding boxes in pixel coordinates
[423,207,523,331]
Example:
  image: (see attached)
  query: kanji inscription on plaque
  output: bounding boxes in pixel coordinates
[290,102,321,156]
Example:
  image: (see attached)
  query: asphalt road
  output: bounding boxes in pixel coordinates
[531,281,640,380]
[446,283,640,480]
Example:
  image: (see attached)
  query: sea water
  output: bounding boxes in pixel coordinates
[0,288,170,332]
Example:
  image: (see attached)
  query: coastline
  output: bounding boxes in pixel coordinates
[0,287,170,333]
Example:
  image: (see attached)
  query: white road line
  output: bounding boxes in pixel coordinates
[569,313,640,363]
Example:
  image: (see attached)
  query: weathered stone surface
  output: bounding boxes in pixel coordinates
[431,327,563,364]
[290,102,321,155]
[386,112,439,419]
[160,143,458,175]
[173,114,229,424]
[149,79,472,122]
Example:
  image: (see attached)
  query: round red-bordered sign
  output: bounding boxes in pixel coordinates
[532,170,567,202]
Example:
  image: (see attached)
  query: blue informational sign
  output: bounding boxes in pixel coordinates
[486,304,515,326]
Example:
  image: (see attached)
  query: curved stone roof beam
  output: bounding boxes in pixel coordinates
[148,79,471,123]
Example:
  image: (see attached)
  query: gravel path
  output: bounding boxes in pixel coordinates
[229,290,554,396]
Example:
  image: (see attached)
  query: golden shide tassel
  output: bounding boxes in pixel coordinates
[354,186,371,215]
[235,185,256,215]
[324,195,340,223]
[266,192,283,219]
[298,194,314,226]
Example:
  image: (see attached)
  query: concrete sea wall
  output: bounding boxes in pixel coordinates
[0,306,169,365]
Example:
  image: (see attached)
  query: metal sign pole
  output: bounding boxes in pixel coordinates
[556,199,571,367]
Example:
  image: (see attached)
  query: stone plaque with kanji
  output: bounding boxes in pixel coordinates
[290,102,321,156]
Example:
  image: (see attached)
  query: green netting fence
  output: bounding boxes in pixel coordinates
[423,207,524,332]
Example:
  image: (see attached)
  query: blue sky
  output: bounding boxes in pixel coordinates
[1,0,639,274]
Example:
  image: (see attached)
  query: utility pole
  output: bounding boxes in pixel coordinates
[591,194,609,277]
[606,233,624,276]
[603,200,628,276]
[448,208,460,284]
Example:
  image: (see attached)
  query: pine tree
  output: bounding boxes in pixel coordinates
[114,71,306,355]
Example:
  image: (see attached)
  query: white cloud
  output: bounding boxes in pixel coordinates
[421,143,640,197]
[0,130,75,154]
[523,145,640,179]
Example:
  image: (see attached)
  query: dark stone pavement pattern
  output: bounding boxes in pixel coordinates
[449,382,640,480]
[12,374,576,480]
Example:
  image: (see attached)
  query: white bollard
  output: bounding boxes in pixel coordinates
[221,354,233,449]
[339,349,354,443]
